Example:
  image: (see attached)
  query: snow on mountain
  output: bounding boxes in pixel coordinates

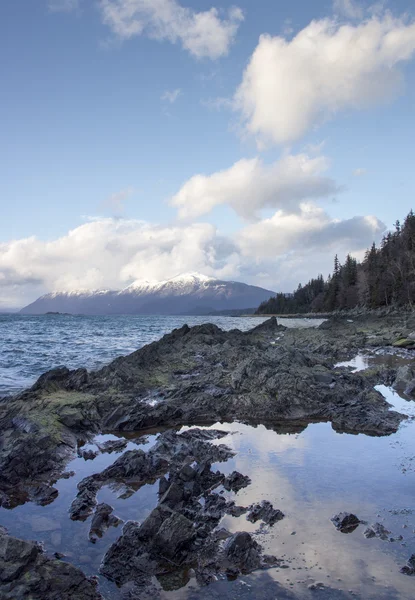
[20,273,276,315]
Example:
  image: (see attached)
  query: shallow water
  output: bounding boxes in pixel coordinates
[2,352,415,599]
[0,314,323,397]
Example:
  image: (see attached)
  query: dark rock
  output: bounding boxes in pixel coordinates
[69,480,101,521]
[89,503,122,542]
[247,501,284,525]
[331,512,360,533]
[223,471,251,492]
[222,532,276,573]
[81,449,99,461]
[401,554,415,575]
[96,439,128,454]
[152,512,195,559]
[0,530,102,599]
[28,484,58,506]
[363,522,390,540]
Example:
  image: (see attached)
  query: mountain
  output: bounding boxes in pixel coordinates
[19,273,275,316]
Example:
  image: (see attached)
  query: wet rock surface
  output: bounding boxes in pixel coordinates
[98,428,280,593]
[246,501,285,526]
[0,316,408,509]
[401,554,415,575]
[331,513,361,533]
[363,522,390,541]
[0,528,102,599]
[1,314,415,598]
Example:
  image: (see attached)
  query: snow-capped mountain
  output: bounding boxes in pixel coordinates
[19,273,275,315]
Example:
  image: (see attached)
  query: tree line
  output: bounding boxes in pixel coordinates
[257,210,415,315]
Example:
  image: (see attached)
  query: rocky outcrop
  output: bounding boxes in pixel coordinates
[0,529,102,599]
[0,318,407,510]
[98,427,282,594]
[331,512,360,533]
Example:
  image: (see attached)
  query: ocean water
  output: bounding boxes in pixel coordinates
[0,314,324,397]
[0,314,261,396]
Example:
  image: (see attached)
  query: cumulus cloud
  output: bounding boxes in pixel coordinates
[161,88,182,103]
[237,204,384,259]
[333,0,364,20]
[99,0,244,59]
[171,153,341,221]
[0,208,385,308]
[234,12,415,145]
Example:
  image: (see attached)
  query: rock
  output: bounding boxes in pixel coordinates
[89,503,122,542]
[29,484,59,506]
[222,532,279,574]
[223,471,251,492]
[69,480,101,521]
[392,338,415,349]
[331,512,360,533]
[96,439,128,454]
[363,522,390,540]
[152,512,195,559]
[0,317,408,510]
[81,449,99,461]
[0,530,102,599]
[400,554,415,575]
[308,582,325,590]
[246,501,284,525]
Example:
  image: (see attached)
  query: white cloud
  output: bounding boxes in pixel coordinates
[48,0,80,12]
[171,153,341,220]
[353,167,368,177]
[0,220,234,307]
[333,0,364,20]
[0,208,385,308]
[161,88,182,103]
[99,0,244,59]
[237,204,384,260]
[234,12,415,146]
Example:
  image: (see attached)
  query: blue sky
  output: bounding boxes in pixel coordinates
[1,0,415,307]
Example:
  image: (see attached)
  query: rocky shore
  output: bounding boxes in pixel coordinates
[1,313,415,598]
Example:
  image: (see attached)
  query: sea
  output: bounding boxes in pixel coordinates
[2,313,415,599]
[0,313,319,397]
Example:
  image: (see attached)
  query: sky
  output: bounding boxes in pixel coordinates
[1,0,415,309]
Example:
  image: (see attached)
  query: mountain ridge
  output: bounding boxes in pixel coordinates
[20,273,276,316]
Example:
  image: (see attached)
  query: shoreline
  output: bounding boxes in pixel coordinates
[1,313,415,598]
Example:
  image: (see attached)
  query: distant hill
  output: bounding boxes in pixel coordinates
[20,273,275,316]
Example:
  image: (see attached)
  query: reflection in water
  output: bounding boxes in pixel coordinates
[1,355,415,599]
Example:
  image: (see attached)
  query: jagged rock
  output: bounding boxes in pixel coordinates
[28,484,58,506]
[152,512,195,559]
[247,501,284,525]
[81,449,99,461]
[222,532,279,574]
[223,471,251,492]
[89,503,122,543]
[69,480,101,521]
[0,530,102,599]
[0,318,407,509]
[96,439,128,453]
[363,523,390,540]
[331,512,360,533]
[400,554,415,575]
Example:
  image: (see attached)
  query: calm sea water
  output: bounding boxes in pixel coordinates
[0,314,324,397]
